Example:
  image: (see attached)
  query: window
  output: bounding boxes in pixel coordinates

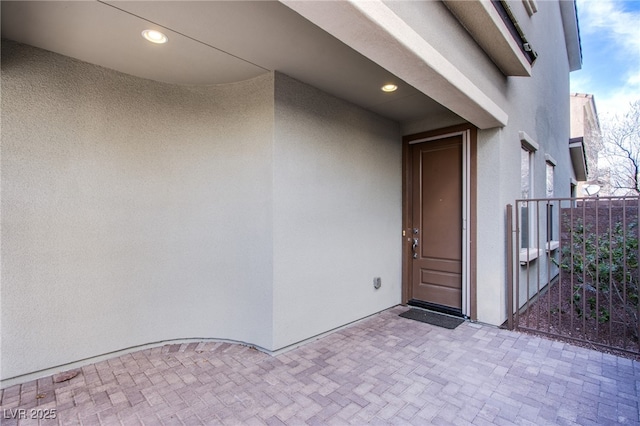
[546,162,554,198]
[520,146,535,248]
[519,132,542,262]
[521,147,533,199]
[544,156,558,249]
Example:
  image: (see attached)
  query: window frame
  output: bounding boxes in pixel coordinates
[519,132,541,263]
[544,155,558,250]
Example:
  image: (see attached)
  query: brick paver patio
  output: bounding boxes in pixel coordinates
[1,306,639,425]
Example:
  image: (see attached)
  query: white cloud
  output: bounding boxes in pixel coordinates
[570,70,591,89]
[576,0,640,117]
[597,91,638,122]
[578,0,640,50]
[628,71,640,86]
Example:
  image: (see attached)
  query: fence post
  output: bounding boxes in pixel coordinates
[506,204,514,330]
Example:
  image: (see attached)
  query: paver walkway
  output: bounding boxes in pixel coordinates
[1,306,639,425]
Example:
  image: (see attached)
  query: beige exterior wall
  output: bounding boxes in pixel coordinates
[1,41,276,381]
[570,93,601,193]
[1,0,579,383]
[390,0,577,325]
[571,94,600,140]
[383,0,509,112]
[1,42,402,384]
[469,1,576,325]
[272,73,402,349]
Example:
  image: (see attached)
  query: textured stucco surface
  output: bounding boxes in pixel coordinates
[391,0,577,325]
[1,41,403,383]
[383,0,508,108]
[1,0,579,383]
[1,41,275,380]
[473,1,575,325]
[272,73,402,348]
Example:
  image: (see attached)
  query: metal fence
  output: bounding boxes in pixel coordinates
[506,196,639,356]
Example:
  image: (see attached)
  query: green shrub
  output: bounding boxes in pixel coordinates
[558,218,638,327]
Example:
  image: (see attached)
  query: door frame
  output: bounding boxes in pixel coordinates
[402,124,477,320]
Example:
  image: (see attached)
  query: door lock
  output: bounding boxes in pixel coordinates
[412,238,419,259]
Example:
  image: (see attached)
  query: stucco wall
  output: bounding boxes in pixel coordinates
[272,73,402,348]
[1,0,579,380]
[383,0,509,111]
[395,1,576,325]
[474,1,575,325]
[1,41,404,383]
[1,41,275,381]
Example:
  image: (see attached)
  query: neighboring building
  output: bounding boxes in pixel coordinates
[1,0,582,385]
[570,93,602,196]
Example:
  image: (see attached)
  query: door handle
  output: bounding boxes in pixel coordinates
[412,238,419,259]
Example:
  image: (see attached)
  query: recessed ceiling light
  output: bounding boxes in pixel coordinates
[142,29,168,44]
[381,84,398,92]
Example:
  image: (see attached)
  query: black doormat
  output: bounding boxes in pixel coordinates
[399,309,465,329]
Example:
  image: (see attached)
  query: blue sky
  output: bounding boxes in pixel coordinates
[570,0,640,119]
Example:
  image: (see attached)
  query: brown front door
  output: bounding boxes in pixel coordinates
[409,136,463,313]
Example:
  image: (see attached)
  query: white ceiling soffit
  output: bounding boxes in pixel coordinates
[0,1,265,85]
[0,0,454,124]
[280,0,508,129]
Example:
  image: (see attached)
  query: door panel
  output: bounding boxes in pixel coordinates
[410,136,462,311]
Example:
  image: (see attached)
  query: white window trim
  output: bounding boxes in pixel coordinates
[544,153,557,166]
[520,241,559,265]
[519,131,539,152]
[546,241,559,252]
[523,0,538,17]
[519,247,544,264]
